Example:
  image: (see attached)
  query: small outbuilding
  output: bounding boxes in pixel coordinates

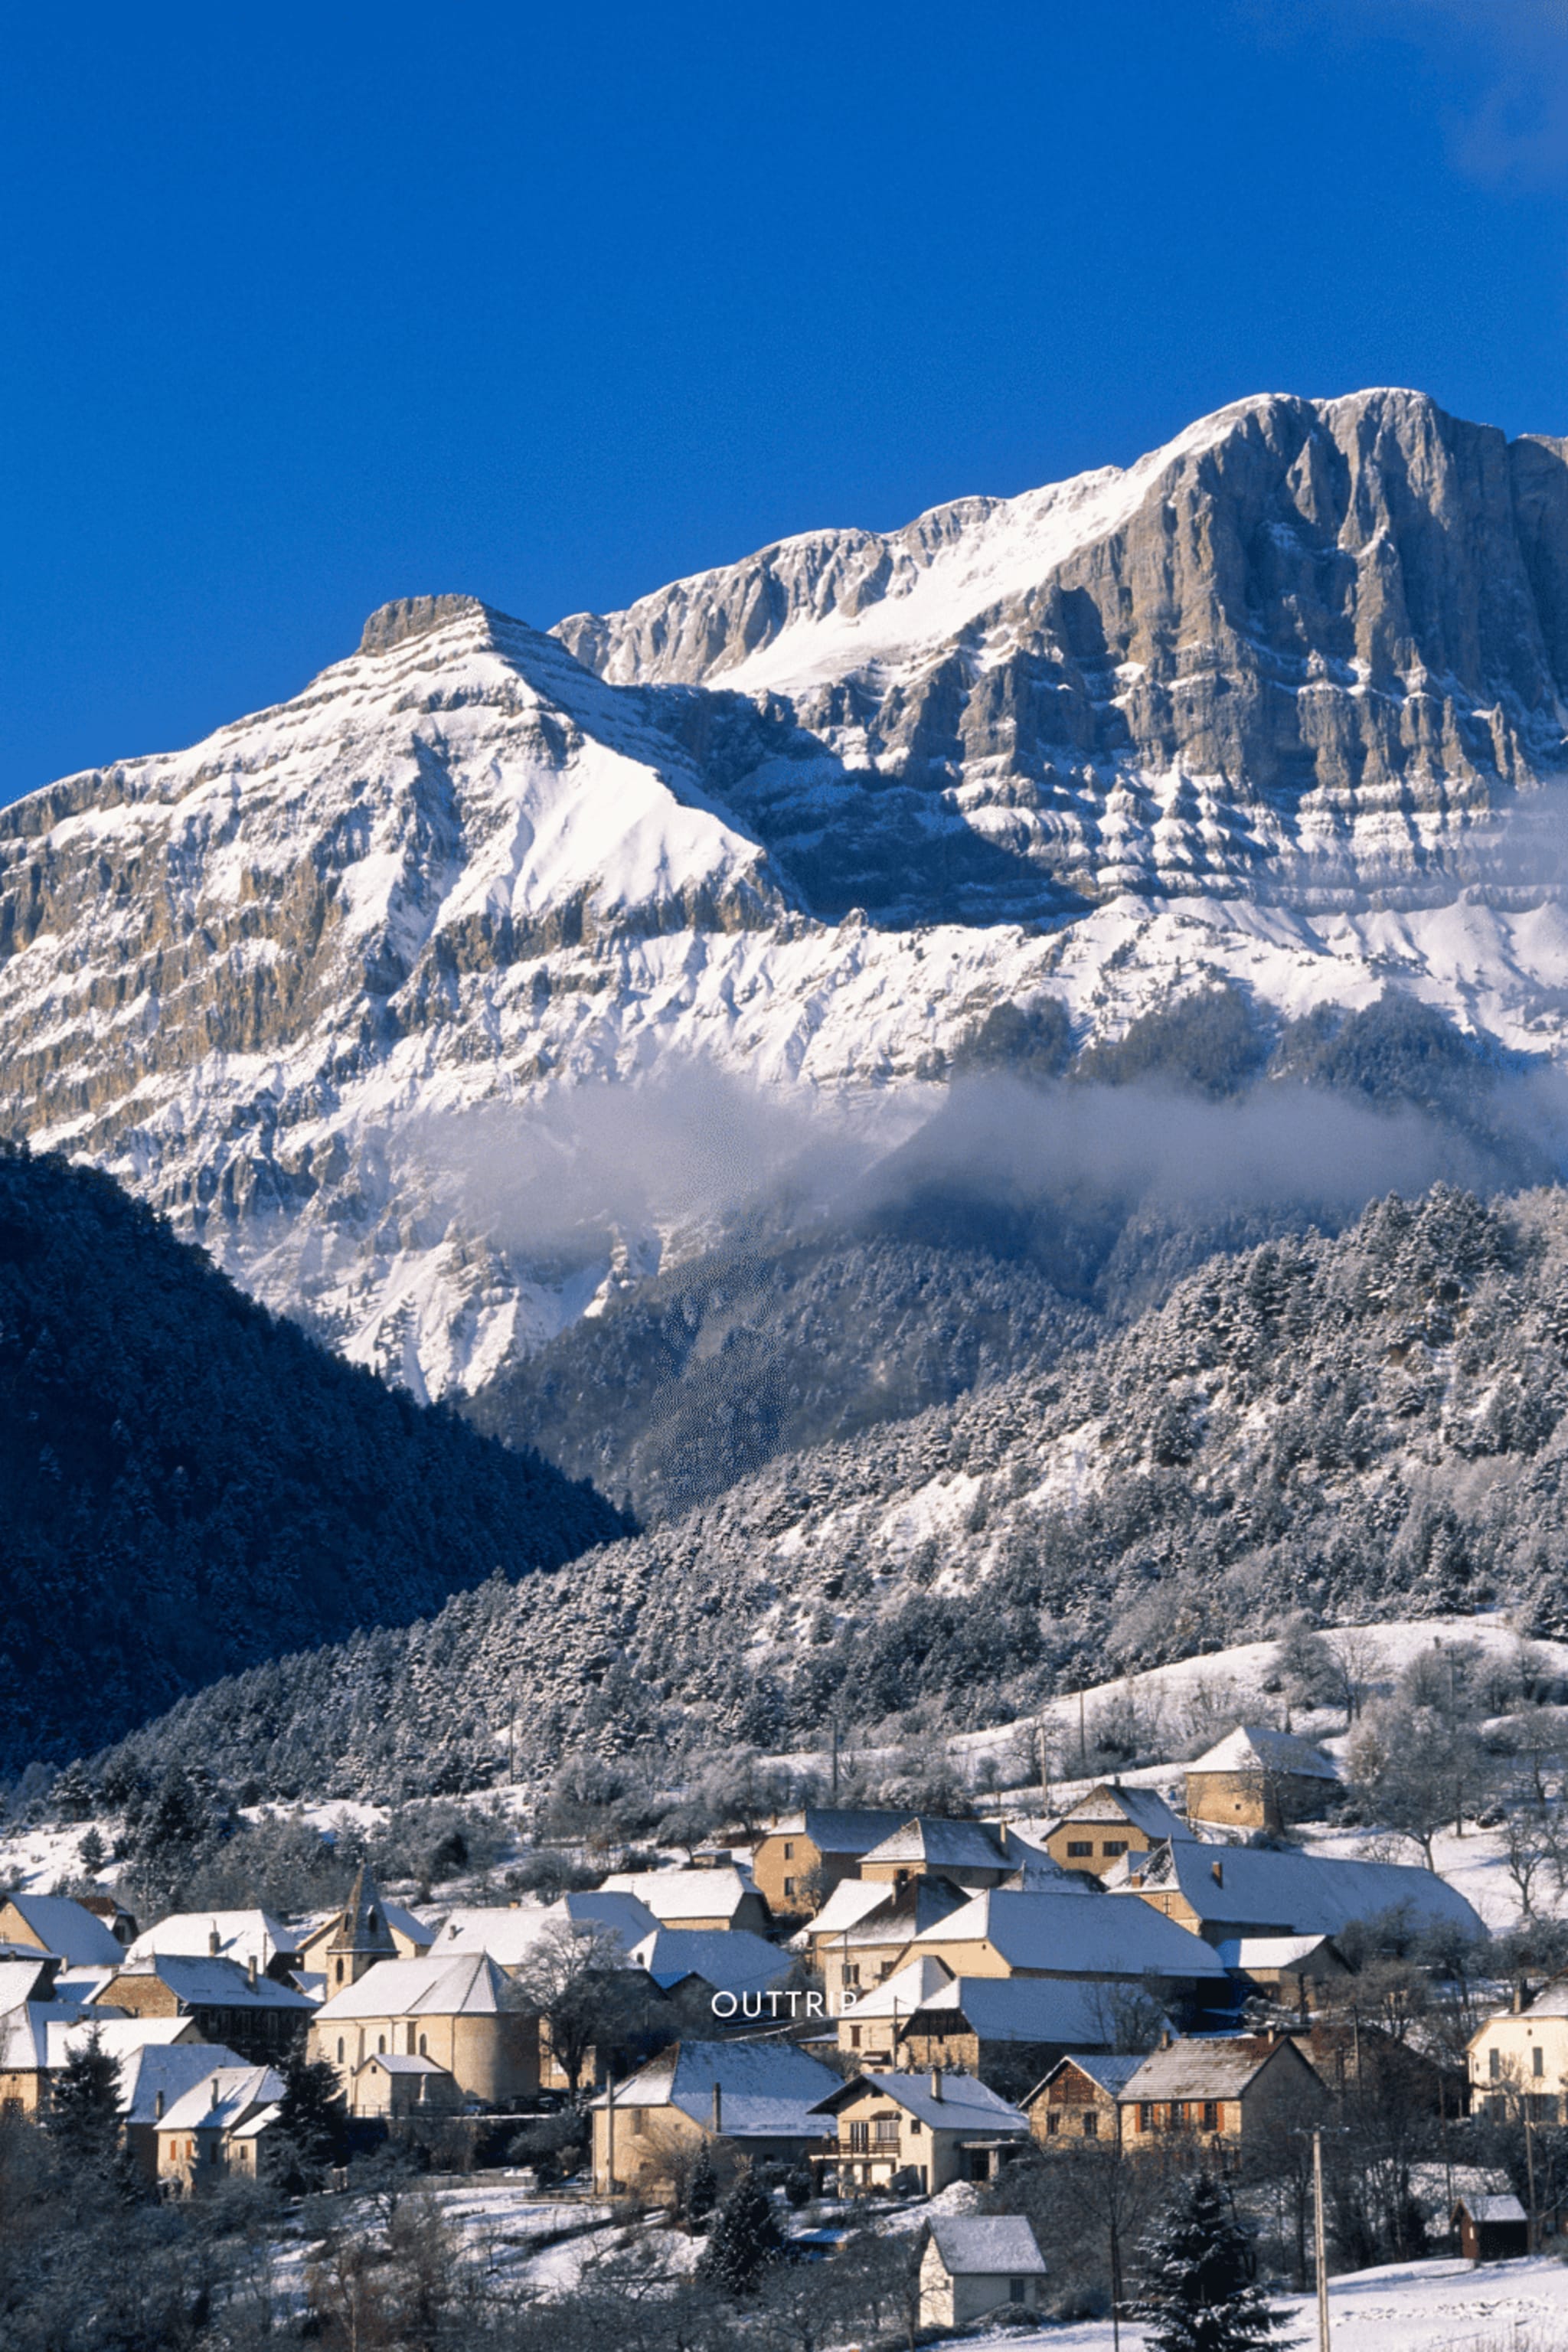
[918,2214,1048,2330]
[1452,2193,1529,2262]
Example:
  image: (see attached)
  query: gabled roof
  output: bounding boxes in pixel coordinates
[0,2001,96,2072]
[157,2064,285,2134]
[1033,2052,1146,2099]
[803,1879,896,1939]
[48,2014,209,2071]
[1059,1785,1191,1840]
[769,1809,914,1854]
[629,1927,789,1997]
[814,2069,1029,2135]
[116,2041,251,2123]
[913,1888,1230,1978]
[0,1958,57,2008]
[861,1818,1008,1871]
[591,2040,840,2138]
[808,1874,967,1951]
[358,2053,452,2076]
[1217,1935,1341,1971]
[126,1911,298,1972]
[1122,1844,1481,1938]
[928,2216,1047,2277]
[1122,2034,1323,2103]
[2,1896,125,1968]
[313,1952,511,2021]
[840,1957,954,2019]
[601,1868,758,1922]
[906,1976,1165,2048]
[99,1955,315,2011]
[1187,1726,1339,1781]
[434,1892,656,1964]
[1521,1976,1568,2018]
[1455,2194,1528,2224]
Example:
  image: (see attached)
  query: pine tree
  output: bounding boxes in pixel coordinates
[697,2171,784,2295]
[265,2047,348,2193]
[1132,2173,1289,2352]
[44,2027,123,2176]
[688,2145,718,2223]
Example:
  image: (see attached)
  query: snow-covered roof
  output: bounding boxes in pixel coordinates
[116,2041,250,2124]
[126,1910,298,1971]
[1124,1845,1481,1938]
[1122,2035,1315,2103]
[2,1896,125,1968]
[157,2064,286,2135]
[1217,1935,1339,1971]
[630,1927,789,1996]
[47,2014,207,2070]
[1455,2194,1528,2224]
[928,2216,1047,2277]
[0,2001,96,2071]
[1036,2053,1146,2099]
[861,1819,1008,1872]
[841,1957,954,2018]
[601,1868,758,1922]
[820,2070,1029,2135]
[913,1888,1230,1978]
[1187,1726,1340,1781]
[1524,1977,1568,2017]
[0,1958,57,2008]
[434,1892,656,1963]
[802,1878,895,1939]
[1060,1785,1191,1840]
[593,2040,840,2140]
[768,1809,914,1854]
[100,1955,315,2011]
[908,1975,1164,2048]
[313,1953,511,2021]
[358,2053,451,2076]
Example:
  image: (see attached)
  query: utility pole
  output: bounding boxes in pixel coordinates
[1079,1689,1087,1775]
[1525,2099,1539,2256]
[1312,2128,1330,2352]
[606,2066,617,2197]
[1037,1722,1051,1821]
[830,1720,839,1798]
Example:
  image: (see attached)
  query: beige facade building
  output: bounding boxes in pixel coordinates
[810,2069,1030,2195]
[1029,2052,1143,2145]
[1118,2033,1328,2151]
[1043,1785,1189,1880]
[588,2040,838,2197]
[1184,1727,1339,1832]
[311,1952,537,2108]
[91,1955,313,2065]
[919,2216,1047,2331]
[751,1809,913,1915]
[1470,1981,1568,2121]
[600,1868,770,1936]
[155,2065,283,2193]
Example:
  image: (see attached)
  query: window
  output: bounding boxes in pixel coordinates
[1534,2047,1545,2079]
[1201,2102,1219,2132]
[783,1878,795,1898]
[335,1961,345,1985]
[1045,2112,1059,2135]
[1490,2049,1501,2081]
[843,1964,861,1988]
[783,1842,794,1860]
[419,2034,427,2056]
[1009,2280,1025,2302]
[1082,2110,1098,2138]
[848,2121,869,2152]
[1102,1841,1128,1857]
[407,2024,416,2055]
[909,2117,922,2135]
[368,1909,378,1935]
[336,2039,345,2063]
[1139,2102,1155,2133]
[377,2035,386,2054]
[850,2026,861,2049]
[871,2113,900,2145]
[1067,1841,1094,1859]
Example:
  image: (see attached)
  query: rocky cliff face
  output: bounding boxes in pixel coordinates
[4,390,1568,1402]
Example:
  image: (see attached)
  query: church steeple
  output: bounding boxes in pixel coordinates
[325,1864,397,1987]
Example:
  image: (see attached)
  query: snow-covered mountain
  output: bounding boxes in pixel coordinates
[6,390,1568,1399]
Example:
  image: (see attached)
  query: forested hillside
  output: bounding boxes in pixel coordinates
[0,1145,626,1770]
[93,1181,1568,1801]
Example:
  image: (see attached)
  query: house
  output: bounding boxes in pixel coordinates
[101,2036,252,2180]
[0,1895,126,1970]
[77,1895,138,1949]
[296,1873,433,1983]
[838,1957,956,2063]
[1044,1784,1191,1880]
[858,1818,1012,1891]
[126,1911,302,1983]
[430,1891,657,1968]
[1116,1841,1483,1945]
[0,1955,62,2008]
[1469,1979,1568,2121]
[1452,2193,1530,2262]
[1216,1934,1348,2007]
[1028,2053,1145,2146]
[896,1976,1165,2098]
[751,1809,916,1913]
[1184,1727,1340,1831]
[908,1886,1233,2001]
[804,1875,968,2004]
[629,1927,791,2002]
[310,1952,537,2107]
[588,2039,840,2195]
[347,2052,465,2118]
[1118,2032,1329,2151]
[919,2215,1048,2331]
[809,2069,1031,2195]
[91,1955,315,2065]
[0,1999,104,2115]
[1289,2019,1461,2118]
[601,1867,771,1936]
[155,2065,285,2192]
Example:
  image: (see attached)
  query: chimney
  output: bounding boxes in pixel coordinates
[1514,1981,1527,2014]
[710,2082,723,2135]
[154,2089,165,2121]
[929,2069,943,2101]
[1210,1860,1224,1887]
[210,2077,220,2109]
[208,1927,220,1957]
[247,1955,257,1991]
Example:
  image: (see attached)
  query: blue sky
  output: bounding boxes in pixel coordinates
[4,0,1568,804]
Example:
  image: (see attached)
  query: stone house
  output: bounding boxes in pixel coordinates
[1184,1727,1340,1832]
[429,1890,656,1969]
[804,1875,967,2005]
[1118,2032,1328,2151]
[1469,1979,1568,2121]
[588,2040,839,2197]
[858,1818,1012,1892]
[0,1895,126,1969]
[751,1809,914,1914]
[1216,1933,1348,2007]
[919,2215,1048,2331]
[1114,1841,1482,1945]
[126,1910,302,1983]
[838,1957,956,2063]
[895,1975,1158,2099]
[0,1998,103,2115]
[109,2037,251,2180]
[1044,1785,1191,1880]
[1028,2052,1145,2146]
[908,1886,1232,2006]
[601,1867,771,1936]
[311,1952,537,2108]
[155,2065,284,2193]
[348,2052,465,2118]
[808,2069,1030,2195]
[92,1955,315,2065]
[1290,2017,1461,2118]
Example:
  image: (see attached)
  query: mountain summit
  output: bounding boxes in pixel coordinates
[4,389,1568,1399]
